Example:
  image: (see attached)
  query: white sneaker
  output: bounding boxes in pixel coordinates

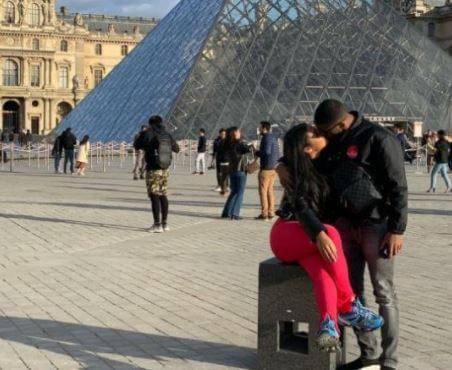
[214,186,221,192]
[148,224,164,233]
[163,224,170,232]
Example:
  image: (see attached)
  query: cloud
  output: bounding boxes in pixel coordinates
[55,0,180,17]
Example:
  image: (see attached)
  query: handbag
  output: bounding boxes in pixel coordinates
[244,147,259,174]
[330,160,383,217]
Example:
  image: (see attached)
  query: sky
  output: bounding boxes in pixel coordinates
[54,0,181,18]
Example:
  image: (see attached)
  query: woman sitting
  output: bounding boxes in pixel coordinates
[270,124,383,352]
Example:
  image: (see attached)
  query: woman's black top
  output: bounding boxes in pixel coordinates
[224,140,252,173]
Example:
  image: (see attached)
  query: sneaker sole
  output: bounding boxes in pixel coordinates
[316,334,340,352]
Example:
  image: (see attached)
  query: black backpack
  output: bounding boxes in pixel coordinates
[152,131,173,170]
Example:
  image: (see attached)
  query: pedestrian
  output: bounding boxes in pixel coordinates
[272,123,383,352]
[221,127,254,220]
[395,126,413,164]
[51,134,63,173]
[18,130,26,147]
[61,127,77,174]
[277,99,407,370]
[75,135,90,176]
[427,129,451,193]
[24,130,32,147]
[193,129,207,175]
[211,128,228,192]
[134,115,180,233]
[426,131,437,173]
[132,125,148,180]
[9,130,15,144]
[255,121,279,221]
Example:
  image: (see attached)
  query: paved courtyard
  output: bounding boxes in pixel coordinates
[0,163,451,369]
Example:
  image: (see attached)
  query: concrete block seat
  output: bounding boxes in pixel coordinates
[257,257,348,370]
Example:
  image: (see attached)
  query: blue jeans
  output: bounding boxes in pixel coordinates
[430,163,451,190]
[336,218,399,368]
[64,149,74,173]
[54,153,62,172]
[222,171,247,217]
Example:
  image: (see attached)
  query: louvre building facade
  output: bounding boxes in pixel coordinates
[58,0,452,142]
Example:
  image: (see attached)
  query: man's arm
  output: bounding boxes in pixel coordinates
[376,135,408,257]
[171,136,180,153]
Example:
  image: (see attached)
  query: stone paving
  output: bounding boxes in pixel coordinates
[0,162,451,370]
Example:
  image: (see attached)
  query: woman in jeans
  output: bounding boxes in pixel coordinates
[271,124,383,351]
[221,127,253,220]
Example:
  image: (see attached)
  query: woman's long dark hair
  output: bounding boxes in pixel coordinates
[80,135,90,145]
[224,126,239,151]
[283,124,329,215]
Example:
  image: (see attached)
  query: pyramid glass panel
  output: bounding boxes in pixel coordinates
[59,0,452,142]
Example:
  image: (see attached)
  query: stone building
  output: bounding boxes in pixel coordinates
[0,1,157,136]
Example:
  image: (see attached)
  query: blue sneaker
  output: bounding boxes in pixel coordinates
[338,298,384,332]
[316,315,340,352]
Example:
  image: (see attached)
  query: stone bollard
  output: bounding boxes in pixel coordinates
[257,258,347,370]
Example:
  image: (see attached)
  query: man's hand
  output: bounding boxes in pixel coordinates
[381,233,403,259]
[315,231,337,263]
[275,163,294,192]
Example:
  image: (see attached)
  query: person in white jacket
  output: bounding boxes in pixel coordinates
[76,135,90,176]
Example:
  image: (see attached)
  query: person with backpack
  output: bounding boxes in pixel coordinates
[134,115,180,233]
[52,134,64,173]
[221,127,254,220]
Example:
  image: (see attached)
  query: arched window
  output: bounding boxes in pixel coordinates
[4,1,15,23]
[59,66,69,88]
[94,69,103,86]
[3,59,19,86]
[30,3,40,25]
[121,45,128,56]
[95,44,102,55]
[32,38,39,51]
[60,40,68,52]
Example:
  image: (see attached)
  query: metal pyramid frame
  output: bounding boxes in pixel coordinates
[58,0,452,142]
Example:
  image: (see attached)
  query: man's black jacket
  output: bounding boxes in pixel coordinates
[134,126,179,170]
[434,138,450,164]
[315,112,408,234]
[61,132,76,150]
[198,136,207,153]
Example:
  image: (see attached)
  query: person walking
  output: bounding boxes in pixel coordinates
[193,129,207,175]
[211,128,227,192]
[221,127,253,220]
[134,115,180,233]
[61,128,77,174]
[75,135,90,176]
[272,124,383,352]
[52,134,63,173]
[426,131,437,173]
[24,130,32,148]
[133,125,148,180]
[427,129,451,193]
[255,121,279,221]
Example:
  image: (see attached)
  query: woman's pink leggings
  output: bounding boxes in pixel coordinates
[270,219,354,324]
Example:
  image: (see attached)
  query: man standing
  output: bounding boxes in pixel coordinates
[132,125,148,180]
[193,129,207,175]
[135,115,180,233]
[212,128,227,192]
[395,126,413,164]
[312,100,407,370]
[256,121,279,221]
[52,134,63,174]
[427,129,451,193]
[61,128,77,174]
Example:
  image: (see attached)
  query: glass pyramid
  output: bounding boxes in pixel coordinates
[58,0,452,142]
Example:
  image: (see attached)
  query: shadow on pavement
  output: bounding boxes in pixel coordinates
[409,208,452,216]
[0,316,255,369]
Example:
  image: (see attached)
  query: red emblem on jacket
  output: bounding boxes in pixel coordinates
[346,145,359,159]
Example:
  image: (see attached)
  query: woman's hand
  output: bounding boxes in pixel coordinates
[315,231,337,263]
